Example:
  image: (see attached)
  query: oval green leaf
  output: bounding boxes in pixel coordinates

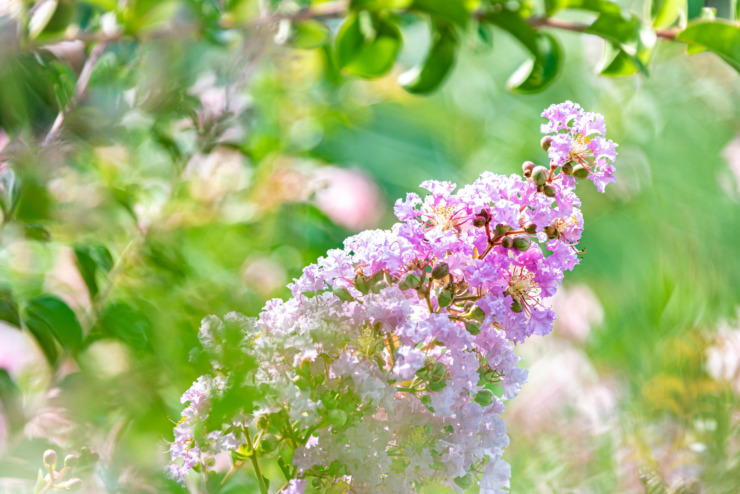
[335,12,402,78]
[399,20,458,94]
[23,295,84,363]
[677,21,740,72]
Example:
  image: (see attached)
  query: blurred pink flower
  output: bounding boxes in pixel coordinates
[311,167,384,230]
[722,135,740,197]
[0,322,42,378]
[242,256,287,297]
[551,284,604,343]
[706,310,740,393]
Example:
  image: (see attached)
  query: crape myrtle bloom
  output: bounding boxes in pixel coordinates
[167,103,618,493]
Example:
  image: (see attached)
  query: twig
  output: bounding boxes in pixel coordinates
[527,16,680,40]
[42,41,108,148]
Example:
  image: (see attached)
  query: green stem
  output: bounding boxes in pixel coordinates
[245,429,269,494]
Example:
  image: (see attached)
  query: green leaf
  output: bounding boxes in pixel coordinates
[545,0,621,16]
[289,19,331,49]
[677,20,740,71]
[399,19,458,94]
[0,288,21,327]
[651,0,686,27]
[28,0,59,39]
[586,13,657,75]
[95,301,152,351]
[73,245,113,299]
[688,0,704,18]
[350,0,413,10]
[335,12,402,78]
[409,0,470,27]
[23,223,51,242]
[484,10,562,92]
[0,169,20,220]
[599,43,640,76]
[23,295,84,363]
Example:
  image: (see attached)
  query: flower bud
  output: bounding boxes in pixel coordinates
[524,222,537,234]
[543,184,556,197]
[464,322,481,335]
[501,236,513,249]
[473,389,495,407]
[513,236,531,252]
[572,164,589,179]
[64,455,78,468]
[531,166,549,186]
[510,298,523,313]
[328,409,347,427]
[544,224,558,239]
[403,273,421,289]
[472,216,487,228]
[431,262,449,280]
[494,223,511,236]
[354,275,370,294]
[258,414,270,430]
[540,136,553,151]
[371,280,389,294]
[561,162,573,175]
[523,169,532,179]
[522,161,536,173]
[260,434,279,452]
[332,286,354,302]
[431,362,447,379]
[43,449,57,469]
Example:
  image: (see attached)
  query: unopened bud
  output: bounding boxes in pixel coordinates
[473,389,495,407]
[431,362,447,379]
[513,236,531,252]
[501,236,513,249]
[64,455,78,468]
[328,409,347,427]
[260,434,279,452]
[403,273,421,289]
[43,449,57,469]
[543,184,557,197]
[494,223,511,236]
[540,136,552,151]
[258,415,270,430]
[524,222,537,234]
[468,306,486,322]
[431,262,449,280]
[371,280,389,294]
[472,216,487,228]
[523,169,532,178]
[417,283,430,298]
[531,166,549,186]
[572,164,589,179]
[454,474,475,490]
[521,161,536,173]
[561,162,573,175]
[510,298,523,313]
[544,224,558,239]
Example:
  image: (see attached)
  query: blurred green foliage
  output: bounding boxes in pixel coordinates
[0,0,738,492]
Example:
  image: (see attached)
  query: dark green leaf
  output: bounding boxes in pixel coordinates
[73,245,113,299]
[399,19,458,94]
[289,19,330,49]
[95,301,152,351]
[23,295,84,361]
[677,20,740,71]
[350,0,412,9]
[335,12,402,78]
[409,0,469,27]
[586,13,657,75]
[484,10,562,92]
[0,169,21,220]
[0,288,21,327]
[23,223,51,242]
[545,0,621,16]
[688,0,704,19]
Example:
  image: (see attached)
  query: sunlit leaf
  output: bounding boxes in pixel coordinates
[409,0,470,27]
[289,19,331,49]
[95,301,152,351]
[586,13,657,75]
[544,0,621,16]
[651,0,686,27]
[335,12,402,78]
[74,245,114,299]
[677,20,740,71]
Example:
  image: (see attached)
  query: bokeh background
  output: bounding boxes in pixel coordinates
[0,0,739,492]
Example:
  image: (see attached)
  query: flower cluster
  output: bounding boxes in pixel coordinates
[167,102,618,492]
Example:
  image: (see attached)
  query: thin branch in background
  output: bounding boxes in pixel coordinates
[42,41,108,148]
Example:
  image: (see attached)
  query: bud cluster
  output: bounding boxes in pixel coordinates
[167,103,618,493]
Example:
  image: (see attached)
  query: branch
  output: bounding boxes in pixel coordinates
[527,16,680,40]
[42,41,108,148]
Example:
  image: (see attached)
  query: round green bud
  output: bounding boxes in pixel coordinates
[354,275,370,294]
[501,236,514,249]
[64,455,78,468]
[403,273,421,289]
[371,280,389,294]
[521,161,536,173]
[397,280,410,291]
[260,434,279,452]
[417,283,430,299]
[437,290,452,308]
[431,362,447,379]
[472,216,487,228]
[513,236,531,252]
[328,409,348,427]
[572,164,589,179]
[43,449,57,469]
[465,322,481,335]
[495,223,511,236]
[431,262,449,280]
[544,225,558,239]
[511,298,524,313]
[332,286,354,302]
[473,389,495,407]
[543,184,557,197]
[524,222,537,234]
[561,162,573,175]
[540,136,553,151]
[427,378,447,392]
[531,166,549,186]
